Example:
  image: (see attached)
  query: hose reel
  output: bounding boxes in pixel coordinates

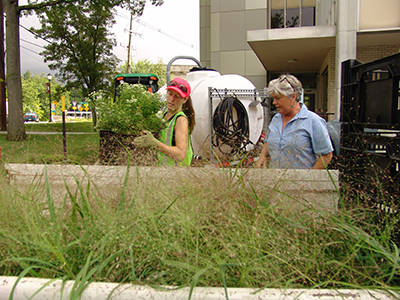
[212,95,250,156]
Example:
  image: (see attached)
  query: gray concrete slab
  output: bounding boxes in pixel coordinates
[0,276,398,300]
[4,163,340,214]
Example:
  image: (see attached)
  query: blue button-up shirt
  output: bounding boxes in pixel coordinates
[266,104,333,169]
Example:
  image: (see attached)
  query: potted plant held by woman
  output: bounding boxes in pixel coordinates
[96,83,167,165]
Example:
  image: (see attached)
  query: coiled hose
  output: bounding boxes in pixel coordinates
[212,95,250,155]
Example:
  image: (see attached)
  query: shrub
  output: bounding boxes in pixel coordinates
[96,83,166,136]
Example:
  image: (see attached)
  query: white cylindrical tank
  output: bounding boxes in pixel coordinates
[187,69,264,160]
[159,69,265,160]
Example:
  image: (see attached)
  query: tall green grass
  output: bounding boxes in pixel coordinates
[0,134,99,164]
[0,165,398,297]
[0,122,98,164]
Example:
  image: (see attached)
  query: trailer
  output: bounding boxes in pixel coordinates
[162,56,267,166]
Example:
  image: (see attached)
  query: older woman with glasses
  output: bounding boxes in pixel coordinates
[256,74,333,169]
[134,77,195,166]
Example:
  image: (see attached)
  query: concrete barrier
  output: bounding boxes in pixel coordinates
[2,165,397,299]
[0,276,397,300]
[4,164,339,214]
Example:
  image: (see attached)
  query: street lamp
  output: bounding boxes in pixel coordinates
[47,73,52,122]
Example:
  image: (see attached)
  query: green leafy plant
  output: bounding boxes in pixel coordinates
[95,83,167,136]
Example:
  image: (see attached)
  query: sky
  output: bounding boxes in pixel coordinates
[18,0,200,76]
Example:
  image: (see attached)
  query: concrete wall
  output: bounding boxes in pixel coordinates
[200,0,212,68]
[359,0,400,30]
[357,44,400,63]
[4,164,339,215]
[317,43,400,121]
[200,0,267,88]
[200,0,400,119]
[319,48,336,120]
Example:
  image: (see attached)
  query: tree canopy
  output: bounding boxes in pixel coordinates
[4,0,164,140]
[21,71,68,121]
[33,2,119,97]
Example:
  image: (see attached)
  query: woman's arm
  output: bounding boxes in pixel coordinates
[310,116,334,169]
[312,152,333,169]
[256,143,269,168]
[157,116,189,162]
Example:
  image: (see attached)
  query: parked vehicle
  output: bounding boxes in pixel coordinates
[24,112,39,122]
[114,73,159,102]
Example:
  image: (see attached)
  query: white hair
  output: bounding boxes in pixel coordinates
[266,74,303,102]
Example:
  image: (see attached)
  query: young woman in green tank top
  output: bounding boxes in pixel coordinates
[134,77,195,166]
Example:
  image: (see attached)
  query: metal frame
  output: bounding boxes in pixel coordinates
[340,52,400,201]
[208,87,269,163]
[166,56,203,85]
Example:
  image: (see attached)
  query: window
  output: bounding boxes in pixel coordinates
[270,0,315,29]
[301,0,315,27]
[271,0,285,28]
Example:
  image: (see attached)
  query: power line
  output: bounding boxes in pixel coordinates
[20,38,45,49]
[19,11,198,54]
[134,17,198,50]
[115,11,130,20]
[19,24,51,44]
[115,11,198,50]
[20,45,41,56]
[20,47,44,63]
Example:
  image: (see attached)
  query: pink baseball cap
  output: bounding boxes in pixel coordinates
[166,77,191,98]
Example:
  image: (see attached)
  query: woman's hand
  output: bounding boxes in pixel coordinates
[256,157,267,168]
[133,131,160,148]
[256,143,269,168]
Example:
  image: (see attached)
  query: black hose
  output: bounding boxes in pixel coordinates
[212,95,250,155]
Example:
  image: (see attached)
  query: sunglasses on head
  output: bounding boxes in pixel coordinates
[279,75,295,92]
[169,80,187,94]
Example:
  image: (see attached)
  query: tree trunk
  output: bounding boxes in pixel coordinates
[5,0,26,140]
[0,0,7,131]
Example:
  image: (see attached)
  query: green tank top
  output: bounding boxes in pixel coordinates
[158,111,193,167]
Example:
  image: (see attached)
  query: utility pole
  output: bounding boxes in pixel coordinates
[126,13,142,74]
[126,12,133,74]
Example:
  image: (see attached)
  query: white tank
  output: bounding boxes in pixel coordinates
[187,70,264,160]
[159,70,265,161]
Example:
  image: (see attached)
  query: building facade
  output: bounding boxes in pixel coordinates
[200,0,400,120]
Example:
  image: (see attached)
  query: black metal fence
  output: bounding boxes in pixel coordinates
[340,53,400,242]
